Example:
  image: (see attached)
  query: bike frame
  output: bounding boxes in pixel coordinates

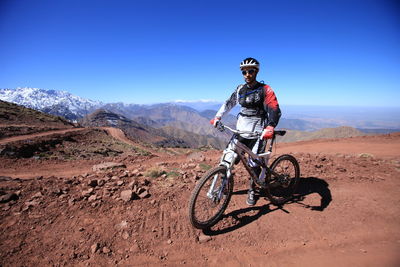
[207,124,275,199]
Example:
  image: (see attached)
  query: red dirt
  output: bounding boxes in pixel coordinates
[0,128,85,145]
[1,129,399,266]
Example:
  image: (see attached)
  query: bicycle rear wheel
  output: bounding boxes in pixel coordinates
[265,154,300,205]
[188,166,233,229]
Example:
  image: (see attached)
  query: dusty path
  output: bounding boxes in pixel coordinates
[101,127,164,158]
[275,133,400,159]
[0,128,85,145]
[1,133,399,266]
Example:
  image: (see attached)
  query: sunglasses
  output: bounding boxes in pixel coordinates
[241,69,257,75]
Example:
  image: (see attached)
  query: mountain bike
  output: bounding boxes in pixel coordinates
[188,122,300,229]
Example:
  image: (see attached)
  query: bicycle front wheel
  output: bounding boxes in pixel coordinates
[265,154,300,205]
[188,166,233,229]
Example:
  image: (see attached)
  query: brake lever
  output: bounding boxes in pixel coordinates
[216,121,225,132]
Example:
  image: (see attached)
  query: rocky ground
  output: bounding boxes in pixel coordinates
[1,130,400,266]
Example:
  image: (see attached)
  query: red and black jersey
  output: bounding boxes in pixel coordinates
[216,82,281,128]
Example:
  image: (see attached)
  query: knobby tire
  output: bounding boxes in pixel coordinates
[265,154,300,205]
[188,166,233,229]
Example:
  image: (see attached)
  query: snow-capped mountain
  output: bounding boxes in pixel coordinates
[0,87,102,121]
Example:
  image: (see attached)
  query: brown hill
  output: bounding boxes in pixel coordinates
[80,109,188,147]
[81,109,227,149]
[277,126,367,143]
[0,100,75,139]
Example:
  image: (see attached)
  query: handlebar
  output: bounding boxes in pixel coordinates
[216,121,286,139]
[216,122,261,138]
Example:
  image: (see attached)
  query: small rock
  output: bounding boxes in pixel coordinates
[132,184,138,193]
[122,231,130,240]
[102,246,111,254]
[120,171,129,178]
[117,181,124,186]
[88,179,98,187]
[32,192,43,199]
[68,198,75,206]
[129,243,139,253]
[115,220,129,230]
[138,190,150,199]
[120,190,134,202]
[81,188,94,197]
[91,243,99,254]
[167,239,173,244]
[128,181,137,190]
[88,195,97,202]
[98,179,105,186]
[0,193,19,203]
[198,234,212,243]
[24,200,39,208]
[187,163,196,168]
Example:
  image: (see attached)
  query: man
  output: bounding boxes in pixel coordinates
[210,57,281,206]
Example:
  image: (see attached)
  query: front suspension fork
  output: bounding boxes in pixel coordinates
[207,167,231,199]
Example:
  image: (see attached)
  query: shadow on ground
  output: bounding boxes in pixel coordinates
[203,176,332,236]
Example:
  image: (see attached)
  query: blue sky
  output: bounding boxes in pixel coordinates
[0,0,399,106]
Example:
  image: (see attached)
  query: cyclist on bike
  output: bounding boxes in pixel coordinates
[210,57,281,206]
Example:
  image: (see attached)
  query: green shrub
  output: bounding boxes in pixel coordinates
[199,163,212,171]
[166,171,180,178]
[144,168,167,178]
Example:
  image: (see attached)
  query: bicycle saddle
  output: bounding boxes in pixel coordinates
[274,130,286,136]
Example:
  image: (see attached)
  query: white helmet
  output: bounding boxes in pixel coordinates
[240,57,260,70]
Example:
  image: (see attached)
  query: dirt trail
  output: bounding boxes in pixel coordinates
[101,127,164,157]
[1,133,400,266]
[0,128,85,145]
[275,133,400,159]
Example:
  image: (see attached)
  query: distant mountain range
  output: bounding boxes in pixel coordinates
[0,87,102,121]
[1,87,399,148]
[80,109,227,148]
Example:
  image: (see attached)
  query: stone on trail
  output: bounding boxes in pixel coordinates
[198,234,212,243]
[129,243,140,253]
[120,190,135,202]
[138,190,150,199]
[115,220,129,230]
[88,195,97,202]
[0,193,19,203]
[88,179,98,187]
[92,162,126,172]
[31,192,43,199]
[91,243,99,254]
[102,246,111,254]
[122,231,130,240]
[81,188,94,197]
